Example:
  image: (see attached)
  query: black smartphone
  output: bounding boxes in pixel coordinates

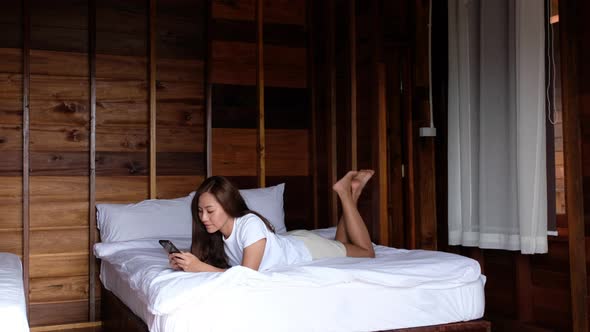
[159,239,181,254]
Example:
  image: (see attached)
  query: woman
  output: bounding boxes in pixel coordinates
[169,170,375,272]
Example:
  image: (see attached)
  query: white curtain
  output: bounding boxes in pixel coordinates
[447,0,547,254]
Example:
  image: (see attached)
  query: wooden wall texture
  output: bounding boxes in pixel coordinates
[3,0,586,331]
[310,0,437,249]
[210,0,312,231]
[0,0,317,328]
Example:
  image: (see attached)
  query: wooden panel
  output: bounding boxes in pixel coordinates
[96,0,147,57]
[266,129,309,176]
[212,0,305,26]
[0,48,23,73]
[29,124,88,152]
[30,202,88,230]
[95,125,147,152]
[96,176,148,203]
[0,151,22,175]
[31,151,89,176]
[30,0,88,53]
[96,101,147,126]
[30,275,89,303]
[157,58,203,82]
[212,84,257,129]
[31,50,88,77]
[95,151,148,176]
[29,300,90,326]
[0,2,23,48]
[532,286,572,330]
[31,176,88,201]
[0,124,23,151]
[156,152,204,176]
[30,74,88,102]
[210,41,254,86]
[267,86,310,129]
[96,54,147,80]
[155,80,203,102]
[0,176,22,228]
[0,73,23,101]
[483,250,518,318]
[265,45,306,89]
[0,229,23,255]
[0,100,22,133]
[156,175,204,199]
[156,101,203,128]
[28,100,88,127]
[156,0,205,59]
[212,128,257,176]
[96,79,147,102]
[30,253,88,278]
[211,41,306,88]
[30,228,88,254]
[212,19,306,47]
[155,126,203,152]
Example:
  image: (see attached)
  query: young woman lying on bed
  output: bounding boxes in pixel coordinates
[169,170,376,272]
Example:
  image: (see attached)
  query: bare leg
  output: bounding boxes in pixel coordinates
[333,170,375,258]
[335,170,374,244]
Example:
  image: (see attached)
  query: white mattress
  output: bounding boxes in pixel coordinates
[97,233,485,332]
[0,253,30,332]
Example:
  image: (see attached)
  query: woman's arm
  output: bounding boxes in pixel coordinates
[170,238,267,272]
[170,252,227,272]
[241,238,266,271]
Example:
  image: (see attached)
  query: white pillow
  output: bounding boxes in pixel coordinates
[97,194,194,243]
[239,183,286,234]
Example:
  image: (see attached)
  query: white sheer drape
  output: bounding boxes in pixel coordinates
[447,0,547,253]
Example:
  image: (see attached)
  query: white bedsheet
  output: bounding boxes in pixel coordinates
[0,253,30,332]
[96,234,485,332]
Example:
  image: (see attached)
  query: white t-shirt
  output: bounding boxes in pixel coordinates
[223,213,312,271]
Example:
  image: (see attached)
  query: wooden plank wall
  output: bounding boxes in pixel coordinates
[310,0,435,248]
[155,0,205,198]
[0,0,24,294]
[210,0,313,231]
[0,0,207,327]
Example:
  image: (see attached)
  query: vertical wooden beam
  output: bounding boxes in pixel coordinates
[371,0,388,246]
[376,63,389,246]
[388,52,405,249]
[349,0,357,171]
[256,0,266,188]
[515,254,533,323]
[415,0,437,250]
[559,1,588,331]
[204,0,212,178]
[307,0,319,229]
[327,0,338,226]
[22,0,30,316]
[402,48,416,249]
[149,0,157,198]
[88,0,97,322]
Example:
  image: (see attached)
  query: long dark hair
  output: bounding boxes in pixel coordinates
[191,176,275,268]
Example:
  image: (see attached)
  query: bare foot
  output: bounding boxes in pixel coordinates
[332,171,358,197]
[351,169,374,201]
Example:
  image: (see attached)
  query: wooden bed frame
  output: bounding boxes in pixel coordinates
[101,288,491,332]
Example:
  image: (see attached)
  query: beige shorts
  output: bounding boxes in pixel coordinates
[287,230,347,259]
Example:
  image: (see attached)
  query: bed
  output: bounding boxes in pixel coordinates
[0,253,30,332]
[94,186,490,332]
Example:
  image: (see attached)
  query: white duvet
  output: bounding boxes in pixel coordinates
[0,253,30,332]
[95,232,485,331]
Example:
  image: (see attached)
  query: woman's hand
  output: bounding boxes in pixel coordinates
[169,252,203,272]
[169,252,227,273]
